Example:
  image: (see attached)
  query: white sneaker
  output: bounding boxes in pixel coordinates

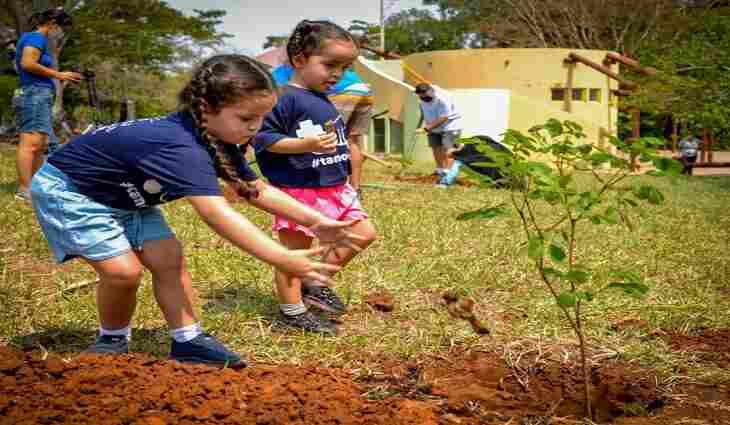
[14,189,30,202]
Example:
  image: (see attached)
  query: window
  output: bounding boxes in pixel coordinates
[572,88,587,101]
[551,88,566,101]
[589,89,602,102]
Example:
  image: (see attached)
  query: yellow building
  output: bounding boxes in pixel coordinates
[355,48,621,162]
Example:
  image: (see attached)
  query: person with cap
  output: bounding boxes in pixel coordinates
[414,83,462,178]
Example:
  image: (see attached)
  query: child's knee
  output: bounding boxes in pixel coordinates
[357,221,378,247]
[102,266,144,288]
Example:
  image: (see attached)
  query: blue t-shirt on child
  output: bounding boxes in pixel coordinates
[49,112,257,210]
[255,85,350,188]
[16,32,55,89]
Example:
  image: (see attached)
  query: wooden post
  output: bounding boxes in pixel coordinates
[672,120,678,152]
[603,52,658,76]
[567,53,637,90]
[630,109,640,170]
[563,60,575,113]
[702,128,710,163]
[707,130,715,162]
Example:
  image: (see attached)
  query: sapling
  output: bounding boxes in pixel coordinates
[456,119,680,419]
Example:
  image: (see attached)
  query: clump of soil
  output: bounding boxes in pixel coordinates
[659,328,730,369]
[365,291,396,312]
[442,290,490,335]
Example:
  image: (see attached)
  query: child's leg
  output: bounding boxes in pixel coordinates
[141,236,242,365]
[84,252,144,332]
[276,229,314,305]
[274,229,337,335]
[137,238,197,329]
[320,219,377,269]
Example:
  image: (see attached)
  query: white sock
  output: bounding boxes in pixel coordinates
[100,325,131,341]
[170,322,203,343]
[280,302,307,316]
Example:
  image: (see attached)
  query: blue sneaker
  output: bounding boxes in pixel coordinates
[169,333,244,368]
[84,335,129,354]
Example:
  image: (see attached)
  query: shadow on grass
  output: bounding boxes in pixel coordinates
[200,283,277,316]
[11,326,168,355]
[0,181,17,194]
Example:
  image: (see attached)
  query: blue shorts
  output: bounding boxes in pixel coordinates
[15,85,55,137]
[31,163,175,263]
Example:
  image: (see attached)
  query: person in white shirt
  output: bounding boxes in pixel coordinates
[415,83,462,176]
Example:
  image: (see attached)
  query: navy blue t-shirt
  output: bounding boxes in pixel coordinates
[48,112,257,210]
[255,85,350,188]
[16,32,55,89]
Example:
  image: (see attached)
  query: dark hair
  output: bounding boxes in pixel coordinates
[414,83,431,94]
[29,7,73,30]
[286,20,356,66]
[178,54,277,199]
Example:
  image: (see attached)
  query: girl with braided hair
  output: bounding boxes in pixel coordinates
[29,54,363,367]
[255,20,378,335]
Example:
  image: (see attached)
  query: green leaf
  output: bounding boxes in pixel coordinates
[589,152,614,165]
[549,244,567,263]
[565,270,590,284]
[606,282,650,297]
[634,185,665,205]
[543,267,564,279]
[577,144,593,155]
[456,205,509,221]
[544,119,564,137]
[652,157,682,175]
[528,237,544,260]
[557,292,576,307]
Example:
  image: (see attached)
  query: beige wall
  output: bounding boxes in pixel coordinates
[403,49,619,143]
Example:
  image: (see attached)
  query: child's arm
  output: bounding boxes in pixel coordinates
[265,132,338,154]
[242,180,365,246]
[187,196,341,283]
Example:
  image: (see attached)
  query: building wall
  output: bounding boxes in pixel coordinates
[403,49,620,144]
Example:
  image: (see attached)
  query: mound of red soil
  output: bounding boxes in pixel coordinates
[1,344,729,424]
[660,328,730,369]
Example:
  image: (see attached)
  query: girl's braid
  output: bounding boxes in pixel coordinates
[188,62,260,199]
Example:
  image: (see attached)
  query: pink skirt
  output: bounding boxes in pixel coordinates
[273,184,368,237]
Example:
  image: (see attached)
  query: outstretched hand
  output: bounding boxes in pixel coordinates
[309,217,366,253]
[279,246,341,285]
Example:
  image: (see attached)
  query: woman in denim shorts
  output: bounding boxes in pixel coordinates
[14,8,81,201]
[31,54,362,367]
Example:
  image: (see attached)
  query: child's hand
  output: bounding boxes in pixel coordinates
[310,217,366,249]
[303,132,338,154]
[278,246,341,285]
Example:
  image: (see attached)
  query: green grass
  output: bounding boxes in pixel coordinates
[1,143,730,380]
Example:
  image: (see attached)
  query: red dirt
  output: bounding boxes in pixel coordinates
[364,291,396,312]
[2,344,729,424]
[659,328,730,369]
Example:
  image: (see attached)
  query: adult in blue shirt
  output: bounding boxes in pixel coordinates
[14,8,81,201]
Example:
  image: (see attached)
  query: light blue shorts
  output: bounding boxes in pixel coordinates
[31,163,175,263]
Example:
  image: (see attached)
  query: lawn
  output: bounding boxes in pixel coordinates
[1,143,730,423]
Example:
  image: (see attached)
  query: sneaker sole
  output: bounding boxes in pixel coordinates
[169,356,246,369]
[302,295,347,316]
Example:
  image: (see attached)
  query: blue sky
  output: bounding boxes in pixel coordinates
[167,1,432,55]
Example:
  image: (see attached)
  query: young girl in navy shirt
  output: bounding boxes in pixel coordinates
[255,21,378,335]
[31,54,361,366]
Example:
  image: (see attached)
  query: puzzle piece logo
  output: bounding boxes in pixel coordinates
[295,120,325,138]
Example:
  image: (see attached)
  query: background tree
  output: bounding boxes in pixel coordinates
[262,35,287,50]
